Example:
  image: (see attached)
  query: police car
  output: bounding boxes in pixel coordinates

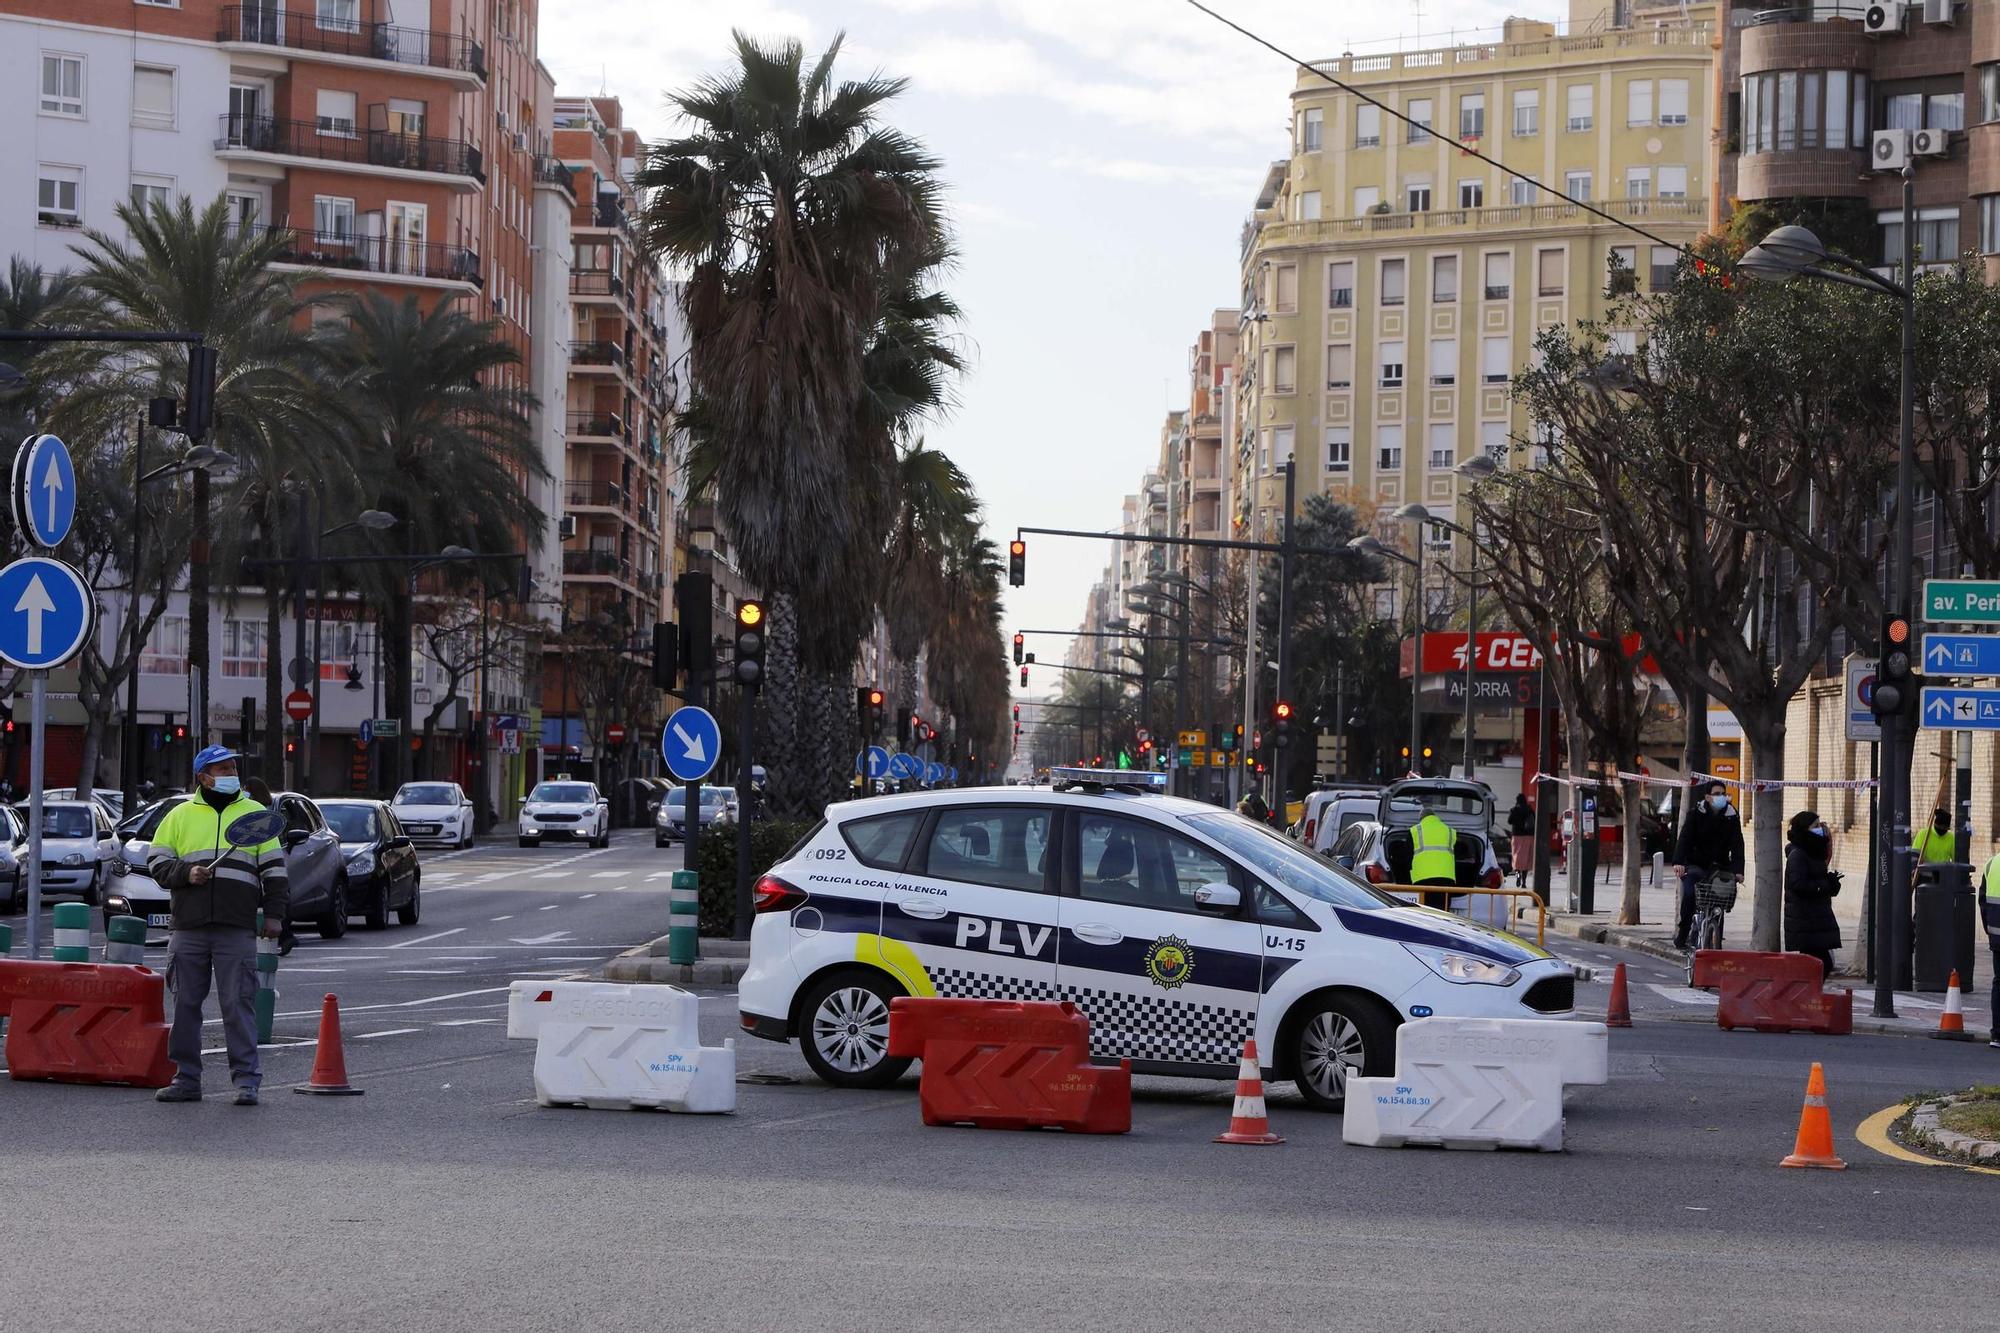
[738,767,1577,1110]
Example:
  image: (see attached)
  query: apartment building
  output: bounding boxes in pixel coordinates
[1235,0,1715,606]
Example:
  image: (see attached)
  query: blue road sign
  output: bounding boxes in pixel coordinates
[358,718,374,745]
[855,745,889,780]
[12,435,75,550]
[1920,686,2000,730]
[0,557,93,670]
[926,761,945,785]
[661,705,721,782]
[948,766,959,783]
[1922,633,2000,677]
[888,752,921,780]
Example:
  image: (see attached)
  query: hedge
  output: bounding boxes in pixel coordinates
[692,819,820,936]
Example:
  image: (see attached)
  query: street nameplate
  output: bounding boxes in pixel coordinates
[1923,579,2000,624]
[1919,686,2000,730]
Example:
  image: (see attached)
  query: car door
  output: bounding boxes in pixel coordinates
[1057,808,1266,1070]
[380,808,416,905]
[881,804,1060,1001]
[279,795,335,912]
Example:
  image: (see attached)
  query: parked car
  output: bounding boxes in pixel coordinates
[318,798,422,929]
[0,806,25,911]
[103,791,346,940]
[1295,787,1381,855]
[519,780,610,847]
[389,781,475,849]
[43,788,125,821]
[1327,778,1504,907]
[16,800,118,905]
[654,784,735,847]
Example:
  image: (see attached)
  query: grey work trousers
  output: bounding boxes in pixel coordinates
[166,925,260,1089]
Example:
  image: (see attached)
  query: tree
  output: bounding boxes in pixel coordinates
[414,599,514,781]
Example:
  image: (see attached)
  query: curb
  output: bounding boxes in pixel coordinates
[601,941,746,987]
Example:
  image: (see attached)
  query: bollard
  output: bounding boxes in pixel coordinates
[255,910,279,1043]
[668,869,699,965]
[1651,851,1665,888]
[103,915,147,966]
[0,922,11,956]
[51,902,91,962]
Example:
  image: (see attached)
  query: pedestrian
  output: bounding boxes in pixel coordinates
[1410,808,1459,911]
[146,745,288,1105]
[241,776,295,956]
[1670,779,1744,951]
[1978,848,2000,1048]
[1236,788,1269,824]
[1913,807,1958,867]
[1507,791,1535,889]
[1783,810,1842,982]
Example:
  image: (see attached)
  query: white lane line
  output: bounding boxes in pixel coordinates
[646,872,674,881]
[428,955,496,962]
[436,1018,500,1027]
[491,915,513,921]
[538,904,558,911]
[355,1028,421,1039]
[390,969,466,976]
[533,872,567,880]
[275,968,346,974]
[1648,985,1718,1006]
[590,872,623,880]
[579,892,598,900]
[387,927,467,950]
[204,986,515,1025]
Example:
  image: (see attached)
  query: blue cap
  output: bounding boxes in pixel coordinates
[192,744,241,775]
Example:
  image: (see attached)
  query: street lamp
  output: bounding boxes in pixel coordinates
[1740,172,1916,1021]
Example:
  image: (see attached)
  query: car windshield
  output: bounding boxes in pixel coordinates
[1395,790,1488,819]
[1183,813,1399,911]
[530,784,593,804]
[706,788,733,806]
[321,805,379,841]
[395,785,457,806]
[119,797,186,842]
[41,806,96,839]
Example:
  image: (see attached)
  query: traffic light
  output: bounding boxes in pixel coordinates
[1012,633,1024,665]
[733,600,766,688]
[856,687,884,736]
[1012,705,1020,723]
[1009,540,1026,587]
[651,621,679,689]
[674,570,714,685]
[1019,665,1028,688]
[1273,700,1294,749]
[174,724,187,741]
[184,344,219,440]
[1874,615,1913,719]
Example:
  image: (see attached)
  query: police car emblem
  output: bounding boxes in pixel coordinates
[1143,934,1194,990]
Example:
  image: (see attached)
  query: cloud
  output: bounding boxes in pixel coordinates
[1035,152,1255,199]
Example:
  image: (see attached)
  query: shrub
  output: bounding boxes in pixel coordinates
[692,818,819,935]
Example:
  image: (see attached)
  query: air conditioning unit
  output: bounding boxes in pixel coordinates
[1912,126,1950,156]
[1863,1,1905,32]
[497,110,511,131]
[558,514,578,540]
[1872,128,1911,170]
[1923,0,1954,24]
[512,131,529,152]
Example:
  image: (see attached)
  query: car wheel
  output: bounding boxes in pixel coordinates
[82,870,101,907]
[396,878,421,927]
[363,877,388,931]
[519,836,538,849]
[797,971,912,1090]
[655,835,669,848]
[1287,992,1397,1112]
[592,821,609,849]
[317,877,349,939]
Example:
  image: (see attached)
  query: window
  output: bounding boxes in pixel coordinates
[1407,184,1432,213]
[1328,259,1355,308]
[1537,248,1565,297]
[1481,335,1510,383]
[1273,264,1298,312]
[1295,190,1321,221]
[1657,166,1688,199]
[1325,428,1352,473]
[1426,520,1454,551]
[1483,253,1510,300]
[1512,88,1539,136]
[1608,244,1638,294]
[841,810,923,869]
[132,66,174,129]
[1458,179,1484,209]
[1326,343,1354,389]
[1983,197,2000,254]
[316,89,357,137]
[129,176,173,212]
[1353,185,1380,215]
[1564,170,1592,203]
[1373,587,1398,619]
[1743,71,1868,152]
[1428,337,1457,385]
[1508,175,1537,206]
[139,615,188,675]
[1355,103,1382,148]
[1407,98,1432,143]
[1432,254,1457,302]
[1459,93,1485,138]
[1377,424,1404,471]
[924,806,1052,893]
[1075,813,1232,913]
[1566,83,1593,131]
[313,195,356,241]
[1427,424,1457,472]
[1628,79,1653,127]
[1299,106,1324,151]
[1271,424,1295,468]
[1379,341,1405,388]
[41,55,83,118]
[317,0,361,30]
[1880,208,1961,266]
[1660,79,1690,126]
[222,618,267,678]
[1380,258,1406,306]
[36,167,80,226]
[1478,419,1508,462]
[1272,345,1297,393]
[1827,70,1851,149]
[1625,167,1652,199]
[1608,330,1638,358]
[1650,245,1679,291]
[1983,66,2000,125]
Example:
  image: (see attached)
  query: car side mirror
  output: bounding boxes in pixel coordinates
[280,828,309,850]
[390,836,413,850]
[1193,882,1240,911]
[1337,855,1356,870]
[97,838,118,861]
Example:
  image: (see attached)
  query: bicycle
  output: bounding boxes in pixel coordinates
[1683,871,1738,985]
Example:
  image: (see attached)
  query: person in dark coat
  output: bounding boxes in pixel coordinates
[1671,780,1745,949]
[1784,809,1842,981]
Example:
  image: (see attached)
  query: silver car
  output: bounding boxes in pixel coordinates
[19,800,117,905]
[654,785,735,847]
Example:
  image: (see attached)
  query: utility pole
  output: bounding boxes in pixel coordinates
[1273,459,1296,803]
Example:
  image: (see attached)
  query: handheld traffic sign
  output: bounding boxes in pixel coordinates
[1924,579,2000,624]
[661,705,721,782]
[606,722,627,745]
[11,435,75,550]
[1845,659,1880,743]
[0,557,94,670]
[888,752,922,780]
[854,745,889,780]
[284,689,313,722]
[358,718,374,745]
[1919,686,2000,730]
[1922,634,2000,677]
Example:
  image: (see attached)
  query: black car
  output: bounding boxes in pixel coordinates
[317,799,423,930]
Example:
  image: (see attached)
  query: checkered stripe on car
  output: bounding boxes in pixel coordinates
[926,967,1251,1064]
[930,966,1064,1005]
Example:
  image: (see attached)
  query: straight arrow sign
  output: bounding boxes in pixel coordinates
[1919,686,2000,730]
[510,931,573,946]
[15,574,54,656]
[1921,633,2000,677]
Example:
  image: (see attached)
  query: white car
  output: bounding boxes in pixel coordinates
[17,800,118,905]
[519,780,610,848]
[737,767,1577,1110]
[391,781,476,849]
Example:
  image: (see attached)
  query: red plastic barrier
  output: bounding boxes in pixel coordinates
[0,960,174,1087]
[887,997,1131,1134]
[1690,950,1819,993]
[1717,974,1854,1036]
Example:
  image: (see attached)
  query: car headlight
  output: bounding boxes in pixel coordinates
[110,859,130,877]
[347,851,376,875]
[62,852,85,867]
[106,895,131,914]
[1402,943,1520,987]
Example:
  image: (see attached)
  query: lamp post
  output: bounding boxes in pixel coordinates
[1740,171,1916,1021]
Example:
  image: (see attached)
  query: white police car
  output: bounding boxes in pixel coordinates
[738,768,1577,1110]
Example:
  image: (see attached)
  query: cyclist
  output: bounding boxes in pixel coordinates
[1671,779,1743,951]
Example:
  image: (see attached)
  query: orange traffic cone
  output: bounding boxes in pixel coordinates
[1214,1038,1284,1145]
[1606,962,1633,1028]
[294,994,365,1096]
[1932,971,1974,1042]
[1778,1062,1845,1170]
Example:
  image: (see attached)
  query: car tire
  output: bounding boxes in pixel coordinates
[317,877,349,939]
[363,878,388,931]
[82,870,101,907]
[519,836,538,849]
[591,821,609,849]
[396,878,421,927]
[655,835,669,848]
[1285,991,1398,1112]
[797,970,912,1090]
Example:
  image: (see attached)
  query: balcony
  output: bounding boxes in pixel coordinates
[217,7,487,86]
[570,269,626,303]
[1260,197,1705,249]
[533,156,578,202]
[564,549,631,582]
[246,224,480,289]
[215,115,484,188]
[564,480,626,510]
[565,410,625,441]
[568,340,625,372]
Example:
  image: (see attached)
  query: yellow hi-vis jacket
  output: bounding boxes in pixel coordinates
[147,793,289,931]
[1914,826,1959,864]
[1981,854,2000,937]
[1411,813,1458,885]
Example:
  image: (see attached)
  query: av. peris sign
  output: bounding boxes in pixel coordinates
[1399,631,1658,679]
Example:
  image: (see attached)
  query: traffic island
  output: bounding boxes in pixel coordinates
[1898,1087,2000,1166]
[601,935,748,987]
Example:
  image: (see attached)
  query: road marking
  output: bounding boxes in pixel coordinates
[276,967,346,974]
[355,1028,421,1039]
[533,873,567,880]
[580,892,598,899]
[590,872,623,879]
[491,915,513,921]
[428,873,462,882]
[387,927,467,950]
[1647,985,1718,1006]
[429,956,495,962]
[436,1017,499,1027]
[752,1096,910,1131]
[646,872,675,881]
[538,904,558,911]
[1855,1102,2000,1176]
[390,969,466,976]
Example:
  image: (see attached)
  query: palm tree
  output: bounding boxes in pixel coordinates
[314,291,547,786]
[881,438,975,714]
[0,258,76,439]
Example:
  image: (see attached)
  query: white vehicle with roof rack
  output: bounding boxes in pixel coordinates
[737,765,1579,1110]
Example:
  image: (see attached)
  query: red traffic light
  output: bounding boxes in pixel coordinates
[866,688,884,708]
[1886,616,1910,646]
[1019,665,1028,687]
[1274,700,1293,720]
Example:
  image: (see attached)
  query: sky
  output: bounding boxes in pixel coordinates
[540,0,1526,704]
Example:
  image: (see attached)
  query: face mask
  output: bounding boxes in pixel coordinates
[211,776,241,796]
[1709,794,1727,811]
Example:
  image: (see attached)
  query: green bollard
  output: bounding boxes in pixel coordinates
[0,922,11,955]
[255,910,279,1043]
[51,902,91,962]
[668,869,699,965]
[104,915,147,966]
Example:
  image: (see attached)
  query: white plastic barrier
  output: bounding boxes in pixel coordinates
[526,982,736,1113]
[1342,1017,1608,1152]
[507,979,622,1040]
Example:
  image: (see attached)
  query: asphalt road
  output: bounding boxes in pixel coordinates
[2,835,1996,1332]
